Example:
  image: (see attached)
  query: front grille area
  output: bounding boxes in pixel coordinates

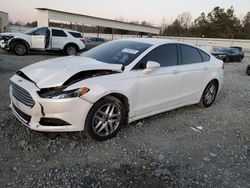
[13,104,31,123]
[11,83,35,108]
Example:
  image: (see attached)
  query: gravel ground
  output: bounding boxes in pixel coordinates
[0,49,249,188]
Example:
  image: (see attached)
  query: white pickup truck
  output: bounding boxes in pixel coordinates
[0,27,86,55]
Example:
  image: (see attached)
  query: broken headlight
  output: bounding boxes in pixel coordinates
[38,87,89,99]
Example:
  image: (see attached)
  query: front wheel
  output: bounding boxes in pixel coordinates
[85,96,126,141]
[199,80,218,108]
[12,42,28,56]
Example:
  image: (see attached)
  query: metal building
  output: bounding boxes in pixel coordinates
[36,8,160,35]
[0,11,8,32]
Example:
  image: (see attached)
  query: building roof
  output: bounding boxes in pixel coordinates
[36,8,160,34]
[0,11,8,15]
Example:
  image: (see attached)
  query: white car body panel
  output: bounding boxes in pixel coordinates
[9,38,224,133]
[51,36,66,49]
[31,35,45,49]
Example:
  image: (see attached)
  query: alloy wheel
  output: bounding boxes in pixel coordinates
[204,83,217,105]
[92,103,121,137]
[14,43,27,55]
[67,46,77,55]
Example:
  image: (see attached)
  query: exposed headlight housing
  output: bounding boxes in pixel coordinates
[38,87,90,99]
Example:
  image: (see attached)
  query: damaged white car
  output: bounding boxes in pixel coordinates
[9,38,224,141]
[0,27,86,55]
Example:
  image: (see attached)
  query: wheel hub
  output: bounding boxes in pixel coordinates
[92,103,121,137]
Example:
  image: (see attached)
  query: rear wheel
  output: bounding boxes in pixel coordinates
[12,42,28,56]
[199,80,218,108]
[85,96,126,141]
[65,45,77,56]
[224,56,230,63]
[237,56,242,62]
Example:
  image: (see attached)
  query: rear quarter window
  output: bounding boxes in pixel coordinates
[69,32,82,38]
[199,49,210,62]
[52,29,67,37]
[181,45,203,64]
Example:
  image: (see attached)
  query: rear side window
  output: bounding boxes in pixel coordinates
[69,32,82,38]
[146,44,178,67]
[181,45,203,64]
[52,29,67,37]
[199,49,210,62]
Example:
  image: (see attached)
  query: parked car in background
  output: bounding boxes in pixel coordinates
[231,46,245,59]
[211,47,244,62]
[84,37,106,49]
[0,27,86,55]
[246,65,250,76]
[9,38,223,141]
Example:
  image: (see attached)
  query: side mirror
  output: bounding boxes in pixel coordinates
[142,61,160,74]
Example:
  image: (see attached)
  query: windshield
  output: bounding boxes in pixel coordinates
[216,48,229,53]
[82,40,152,66]
[24,28,38,35]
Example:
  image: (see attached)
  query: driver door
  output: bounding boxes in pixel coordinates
[30,27,48,49]
[135,44,182,116]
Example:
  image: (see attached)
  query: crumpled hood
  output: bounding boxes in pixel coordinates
[20,56,123,88]
[0,32,27,38]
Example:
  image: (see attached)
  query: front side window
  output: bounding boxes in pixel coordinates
[181,45,203,64]
[33,27,47,36]
[52,29,67,37]
[24,28,39,35]
[82,40,152,66]
[146,44,178,67]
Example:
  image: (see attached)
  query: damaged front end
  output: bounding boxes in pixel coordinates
[10,70,98,131]
[0,34,14,49]
[17,69,120,99]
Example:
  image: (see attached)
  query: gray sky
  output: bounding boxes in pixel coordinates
[1,0,249,26]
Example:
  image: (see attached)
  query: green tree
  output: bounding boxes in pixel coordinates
[242,12,250,38]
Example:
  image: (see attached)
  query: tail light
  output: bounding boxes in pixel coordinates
[80,39,85,44]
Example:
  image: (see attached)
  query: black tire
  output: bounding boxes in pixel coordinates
[224,56,230,63]
[198,80,218,108]
[64,45,78,56]
[237,56,242,62]
[85,96,126,141]
[246,65,250,76]
[12,42,28,56]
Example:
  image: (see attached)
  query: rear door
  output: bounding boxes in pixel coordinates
[177,44,211,103]
[30,27,48,49]
[135,44,182,115]
[51,29,68,49]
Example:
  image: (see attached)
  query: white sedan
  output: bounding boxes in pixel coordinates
[9,38,224,141]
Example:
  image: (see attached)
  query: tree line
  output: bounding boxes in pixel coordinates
[161,7,250,39]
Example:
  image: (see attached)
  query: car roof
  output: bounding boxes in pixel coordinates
[217,47,239,51]
[119,38,203,49]
[34,26,81,33]
[120,38,175,45]
[49,27,81,33]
